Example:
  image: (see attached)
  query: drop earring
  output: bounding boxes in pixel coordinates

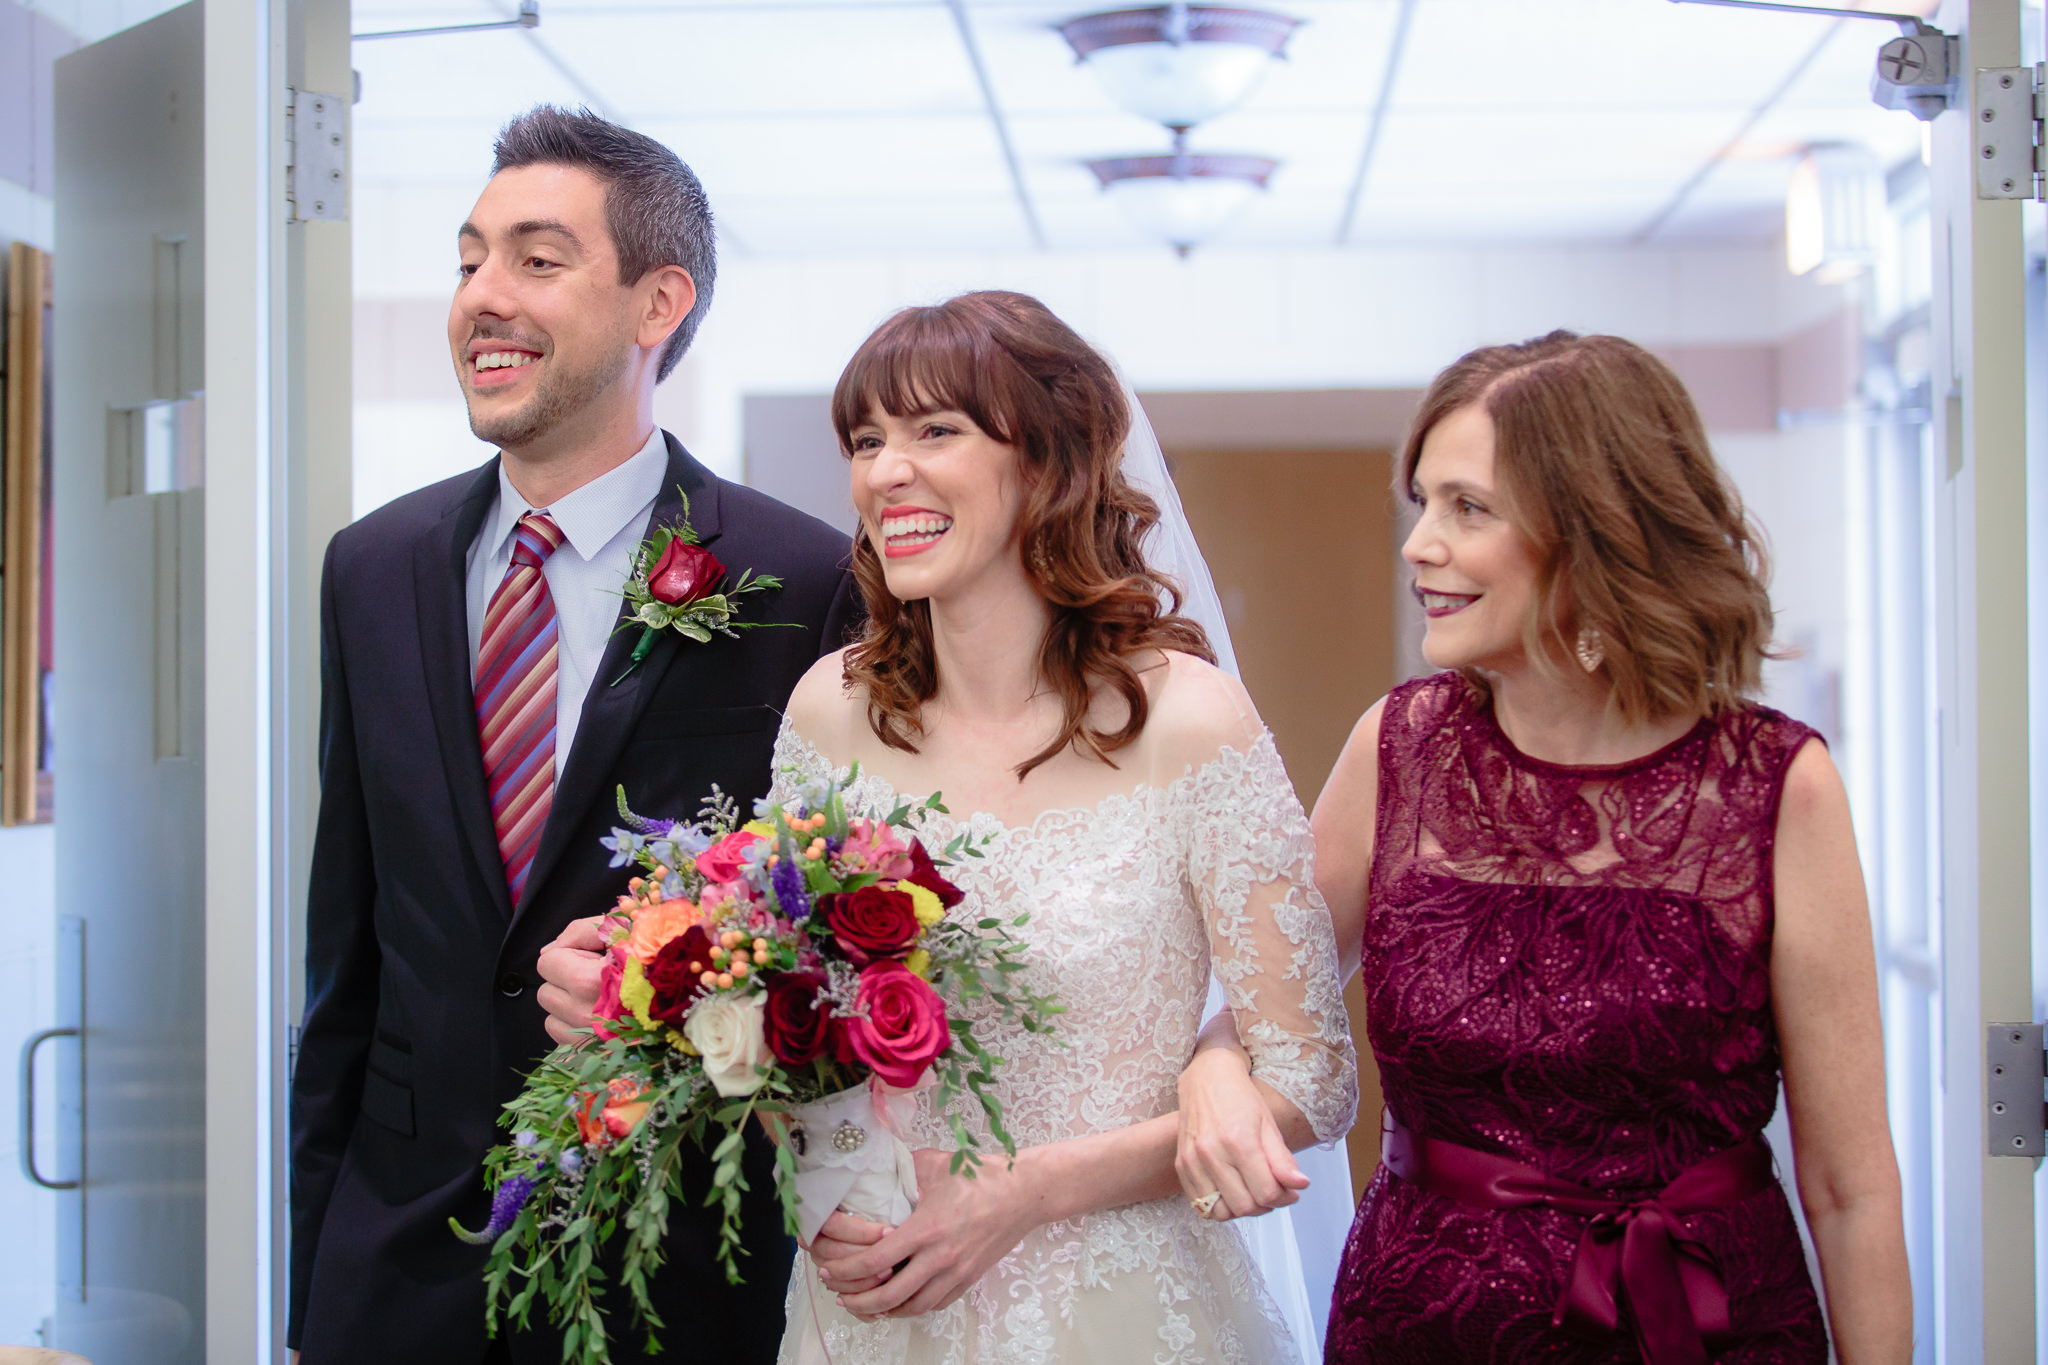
[1575,626,1604,674]
[1030,543,1050,576]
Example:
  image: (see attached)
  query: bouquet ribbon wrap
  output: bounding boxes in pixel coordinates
[786,1079,922,1245]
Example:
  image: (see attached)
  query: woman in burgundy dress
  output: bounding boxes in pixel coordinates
[1173,332,1909,1362]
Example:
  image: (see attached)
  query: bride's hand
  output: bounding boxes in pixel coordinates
[1177,1045,1309,1220]
[809,1210,894,1297]
[828,1148,1036,1321]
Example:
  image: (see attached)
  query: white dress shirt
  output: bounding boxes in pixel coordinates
[465,428,669,777]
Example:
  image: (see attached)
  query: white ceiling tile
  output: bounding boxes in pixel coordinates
[1392,0,1855,113]
[715,192,1036,253]
[542,8,983,118]
[636,113,1017,197]
[352,28,590,119]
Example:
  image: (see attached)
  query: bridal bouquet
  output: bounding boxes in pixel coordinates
[454,771,1057,1365]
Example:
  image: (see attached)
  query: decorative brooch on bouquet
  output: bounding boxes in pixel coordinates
[610,491,789,684]
[452,770,1060,1365]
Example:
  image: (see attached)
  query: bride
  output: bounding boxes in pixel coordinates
[772,290,1356,1365]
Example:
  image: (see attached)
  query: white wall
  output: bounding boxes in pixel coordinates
[0,164,59,1352]
[357,242,1860,748]
[360,241,1845,484]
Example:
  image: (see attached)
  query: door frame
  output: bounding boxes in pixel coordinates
[203,0,284,1358]
[205,0,351,1358]
[1929,0,2035,1356]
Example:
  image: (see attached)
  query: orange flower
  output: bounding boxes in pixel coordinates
[628,898,702,966]
[572,1076,653,1148]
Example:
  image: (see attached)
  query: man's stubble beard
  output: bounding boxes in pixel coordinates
[465,337,635,453]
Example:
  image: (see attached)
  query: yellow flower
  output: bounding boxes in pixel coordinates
[901,882,945,927]
[742,819,776,839]
[905,947,932,980]
[620,955,656,1030]
[619,955,696,1052]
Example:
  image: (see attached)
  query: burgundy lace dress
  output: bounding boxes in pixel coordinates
[1325,673,1829,1363]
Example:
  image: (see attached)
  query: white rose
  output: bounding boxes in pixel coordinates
[685,992,773,1097]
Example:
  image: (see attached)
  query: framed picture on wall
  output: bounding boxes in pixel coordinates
[4,241,55,826]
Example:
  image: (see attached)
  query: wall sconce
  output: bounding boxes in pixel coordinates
[1786,144,1881,283]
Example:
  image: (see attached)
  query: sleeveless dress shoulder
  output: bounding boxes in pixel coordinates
[1326,672,1829,1363]
[770,719,1358,1365]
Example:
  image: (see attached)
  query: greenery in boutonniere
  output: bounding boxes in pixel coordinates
[612,493,789,685]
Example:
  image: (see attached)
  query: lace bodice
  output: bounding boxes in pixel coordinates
[1327,672,1827,1361]
[770,720,1356,1152]
[771,715,1356,1365]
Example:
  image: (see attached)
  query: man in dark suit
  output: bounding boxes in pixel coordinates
[288,107,857,1364]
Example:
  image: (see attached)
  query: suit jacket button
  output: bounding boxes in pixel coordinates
[498,972,525,998]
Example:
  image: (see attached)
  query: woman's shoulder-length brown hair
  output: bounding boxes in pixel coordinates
[831,289,1213,777]
[1401,330,1776,723]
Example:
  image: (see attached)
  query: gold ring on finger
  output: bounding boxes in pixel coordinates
[1189,1191,1223,1218]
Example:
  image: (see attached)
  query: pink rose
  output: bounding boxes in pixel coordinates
[837,817,914,881]
[647,538,725,605]
[695,829,764,886]
[591,943,629,1040]
[845,962,949,1088]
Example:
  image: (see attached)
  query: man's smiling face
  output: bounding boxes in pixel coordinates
[449,163,640,455]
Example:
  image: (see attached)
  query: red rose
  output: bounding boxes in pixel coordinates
[819,885,920,966]
[695,829,763,885]
[845,963,949,1088]
[761,970,837,1065]
[647,538,726,605]
[644,924,715,1027]
[902,839,965,910]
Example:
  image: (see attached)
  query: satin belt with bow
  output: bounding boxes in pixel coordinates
[1381,1114,1775,1365]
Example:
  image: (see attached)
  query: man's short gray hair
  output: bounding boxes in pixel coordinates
[492,106,715,381]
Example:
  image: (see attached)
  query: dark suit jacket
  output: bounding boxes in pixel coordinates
[289,434,859,1363]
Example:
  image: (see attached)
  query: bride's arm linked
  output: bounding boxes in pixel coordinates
[817,660,1359,1320]
[1175,698,1384,1215]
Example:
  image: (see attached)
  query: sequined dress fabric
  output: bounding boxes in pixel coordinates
[770,721,1358,1365]
[1326,673,1828,1363]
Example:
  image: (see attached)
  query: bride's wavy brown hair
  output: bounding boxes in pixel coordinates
[1401,330,1778,723]
[831,290,1214,777]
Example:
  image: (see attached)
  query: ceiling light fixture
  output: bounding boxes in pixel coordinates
[1785,144,1881,283]
[1057,4,1302,131]
[1086,150,1277,256]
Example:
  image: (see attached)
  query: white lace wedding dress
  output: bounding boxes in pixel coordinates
[770,718,1358,1365]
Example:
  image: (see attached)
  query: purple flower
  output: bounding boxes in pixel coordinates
[450,1167,538,1245]
[772,858,812,922]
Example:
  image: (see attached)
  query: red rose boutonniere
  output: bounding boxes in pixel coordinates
[613,491,790,684]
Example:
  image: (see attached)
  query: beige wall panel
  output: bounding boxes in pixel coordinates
[1170,444,1397,1192]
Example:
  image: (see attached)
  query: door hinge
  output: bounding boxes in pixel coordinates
[285,87,349,223]
[1975,64,2046,202]
[1987,1023,2047,1156]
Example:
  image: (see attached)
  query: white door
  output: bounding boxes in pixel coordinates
[50,6,207,1361]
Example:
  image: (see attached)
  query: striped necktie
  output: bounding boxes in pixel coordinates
[476,511,566,904]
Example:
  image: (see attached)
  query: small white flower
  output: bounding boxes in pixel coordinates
[685,992,773,1097]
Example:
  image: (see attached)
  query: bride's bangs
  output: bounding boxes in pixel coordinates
[829,305,1023,455]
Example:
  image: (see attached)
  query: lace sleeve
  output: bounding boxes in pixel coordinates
[1180,734,1360,1147]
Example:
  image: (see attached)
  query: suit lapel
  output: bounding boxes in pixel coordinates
[415,462,514,921]
[513,435,723,928]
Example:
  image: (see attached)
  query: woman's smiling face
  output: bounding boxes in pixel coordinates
[848,404,1033,605]
[1402,403,1545,675]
